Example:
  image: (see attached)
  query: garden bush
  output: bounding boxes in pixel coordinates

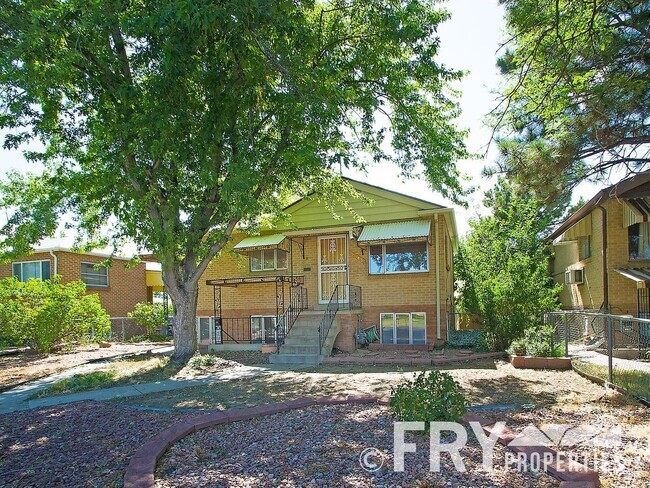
[390,371,468,427]
[0,278,110,353]
[128,302,168,338]
[189,353,217,369]
[507,325,564,357]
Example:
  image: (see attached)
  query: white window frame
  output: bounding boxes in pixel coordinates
[80,262,109,287]
[379,312,427,345]
[368,241,429,275]
[196,316,215,345]
[250,315,277,343]
[12,260,51,281]
[249,249,288,272]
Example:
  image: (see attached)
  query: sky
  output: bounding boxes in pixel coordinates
[0,0,613,243]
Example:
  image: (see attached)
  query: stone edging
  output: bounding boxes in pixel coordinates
[124,396,600,488]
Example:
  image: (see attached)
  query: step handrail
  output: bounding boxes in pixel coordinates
[275,285,308,352]
[318,286,342,353]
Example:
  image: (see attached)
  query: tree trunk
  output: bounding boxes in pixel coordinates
[167,280,199,364]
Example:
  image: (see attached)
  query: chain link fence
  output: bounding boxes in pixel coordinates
[545,311,649,403]
[108,317,146,342]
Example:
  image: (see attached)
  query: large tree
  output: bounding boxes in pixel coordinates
[0,0,468,361]
[490,0,650,193]
[456,179,564,351]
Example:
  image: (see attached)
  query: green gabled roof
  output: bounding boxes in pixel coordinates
[357,220,431,243]
[233,234,285,250]
[281,178,446,230]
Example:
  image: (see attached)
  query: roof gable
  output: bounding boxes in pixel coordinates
[280,178,445,230]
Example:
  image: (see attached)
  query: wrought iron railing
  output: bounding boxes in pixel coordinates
[275,285,308,350]
[213,317,277,344]
[319,286,341,354]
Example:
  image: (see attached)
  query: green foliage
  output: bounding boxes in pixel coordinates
[491,1,650,191]
[189,353,217,369]
[0,278,111,353]
[455,179,562,351]
[390,371,468,426]
[128,302,168,338]
[507,325,564,358]
[0,0,469,360]
[29,371,117,399]
[445,329,482,348]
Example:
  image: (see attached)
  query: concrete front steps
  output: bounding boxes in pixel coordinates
[269,311,341,366]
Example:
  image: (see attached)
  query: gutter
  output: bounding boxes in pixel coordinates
[49,250,58,278]
[596,204,609,311]
[435,215,442,340]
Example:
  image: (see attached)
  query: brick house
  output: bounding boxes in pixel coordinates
[0,247,153,318]
[196,178,458,364]
[551,171,650,317]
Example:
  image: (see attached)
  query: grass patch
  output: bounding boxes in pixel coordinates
[30,371,117,399]
[573,359,649,402]
[29,355,183,399]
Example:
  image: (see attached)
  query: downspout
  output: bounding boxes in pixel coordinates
[49,250,58,278]
[596,204,609,311]
[435,215,441,341]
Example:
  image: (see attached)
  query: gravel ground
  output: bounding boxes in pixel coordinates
[155,404,557,487]
[478,396,650,488]
[0,401,190,487]
[0,343,165,389]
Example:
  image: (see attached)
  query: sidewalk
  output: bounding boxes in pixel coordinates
[0,364,298,415]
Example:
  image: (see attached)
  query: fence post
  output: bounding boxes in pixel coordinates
[564,312,569,358]
[607,315,614,385]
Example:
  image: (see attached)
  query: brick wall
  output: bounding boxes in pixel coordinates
[0,250,148,318]
[196,215,452,347]
[553,199,644,316]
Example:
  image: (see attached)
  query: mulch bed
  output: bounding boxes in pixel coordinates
[155,404,557,487]
[0,401,190,487]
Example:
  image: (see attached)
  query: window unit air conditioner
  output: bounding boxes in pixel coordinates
[565,269,584,285]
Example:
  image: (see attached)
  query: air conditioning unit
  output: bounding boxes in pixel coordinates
[565,269,584,285]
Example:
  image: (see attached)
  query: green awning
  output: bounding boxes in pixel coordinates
[357,220,431,244]
[233,234,286,251]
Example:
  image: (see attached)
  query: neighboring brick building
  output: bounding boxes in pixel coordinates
[551,171,650,317]
[196,178,458,363]
[0,247,150,318]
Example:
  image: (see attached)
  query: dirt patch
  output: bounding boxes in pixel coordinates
[0,401,191,487]
[0,343,166,390]
[114,360,606,411]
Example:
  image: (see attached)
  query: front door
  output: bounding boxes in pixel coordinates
[318,235,348,304]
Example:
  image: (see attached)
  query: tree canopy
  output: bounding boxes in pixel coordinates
[0,0,468,359]
[455,179,564,351]
[490,0,650,195]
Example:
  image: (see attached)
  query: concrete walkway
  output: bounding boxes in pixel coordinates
[569,344,650,374]
[0,364,303,415]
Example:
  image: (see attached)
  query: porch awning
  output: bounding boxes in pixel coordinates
[233,234,286,252]
[614,267,650,282]
[357,220,431,244]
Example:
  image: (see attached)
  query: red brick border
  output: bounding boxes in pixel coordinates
[322,351,506,366]
[124,396,600,488]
